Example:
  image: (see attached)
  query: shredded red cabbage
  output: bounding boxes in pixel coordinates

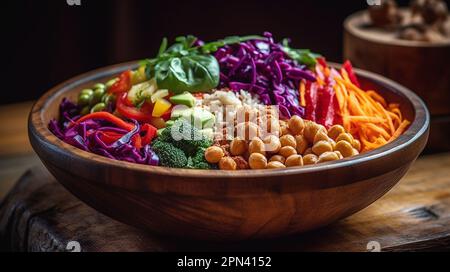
[48,98,159,166]
[215,32,316,119]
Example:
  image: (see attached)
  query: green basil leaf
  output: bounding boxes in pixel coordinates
[155,54,219,94]
[281,39,320,68]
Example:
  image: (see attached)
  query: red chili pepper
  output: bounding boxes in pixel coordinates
[73,112,134,131]
[99,131,123,144]
[108,70,132,94]
[140,123,158,145]
[343,60,360,87]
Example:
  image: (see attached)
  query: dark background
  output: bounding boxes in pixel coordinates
[3,0,417,104]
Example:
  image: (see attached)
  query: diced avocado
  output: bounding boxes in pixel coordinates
[171,107,193,120]
[165,120,175,127]
[169,92,196,107]
[192,108,215,129]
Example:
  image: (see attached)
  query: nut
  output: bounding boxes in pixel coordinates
[229,138,247,156]
[249,153,268,169]
[205,146,225,163]
[219,157,237,170]
[285,155,303,167]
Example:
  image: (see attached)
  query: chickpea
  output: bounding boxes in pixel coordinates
[269,155,286,164]
[205,146,224,163]
[280,134,297,148]
[313,130,330,144]
[335,151,344,159]
[303,121,326,143]
[230,138,247,156]
[329,139,337,150]
[280,124,291,136]
[352,139,361,151]
[259,115,280,137]
[303,147,313,155]
[328,125,345,140]
[249,137,266,155]
[267,161,286,169]
[335,133,354,144]
[352,148,360,156]
[219,157,237,170]
[317,151,340,163]
[312,140,333,156]
[263,135,281,154]
[303,154,318,165]
[288,115,305,135]
[285,155,303,167]
[279,146,297,158]
[334,140,354,158]
[295,135,308,154]
[249,153,268,169]
[235,122,260,141]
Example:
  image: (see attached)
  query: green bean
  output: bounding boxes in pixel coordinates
[90,103,106,113]
[78,94,92,106]
[80,106,91,116]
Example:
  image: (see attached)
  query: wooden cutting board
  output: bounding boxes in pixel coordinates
[1,153,450,252]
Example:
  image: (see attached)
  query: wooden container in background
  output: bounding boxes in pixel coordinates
[344,10,450,153]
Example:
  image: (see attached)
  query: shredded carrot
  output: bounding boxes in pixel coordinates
[333,73,410,152]
[299,80,306,107]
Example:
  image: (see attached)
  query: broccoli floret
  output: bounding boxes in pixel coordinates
[163,119,213,156]
[152,140,188,168]
[187,148,213,169]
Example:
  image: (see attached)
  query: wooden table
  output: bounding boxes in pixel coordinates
[0,102,450,251]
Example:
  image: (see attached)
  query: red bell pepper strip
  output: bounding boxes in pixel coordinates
[343,60,360,87]
[305,81,318,122]
[316,84,336,129]
[73,112,134,131]
[108,70,132,94]
[116,93,154,123]
[140,123,158,145]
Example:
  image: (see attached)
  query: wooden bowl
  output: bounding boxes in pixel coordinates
[28,62,429,241]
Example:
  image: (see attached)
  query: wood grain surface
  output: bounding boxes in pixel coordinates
[1,152,449,252]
